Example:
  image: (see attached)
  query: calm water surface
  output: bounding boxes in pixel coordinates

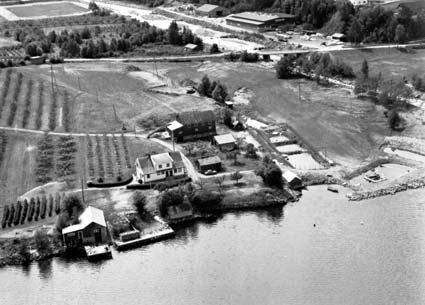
[1,185,425,305]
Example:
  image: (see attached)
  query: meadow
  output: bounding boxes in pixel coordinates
[4,1,88,19]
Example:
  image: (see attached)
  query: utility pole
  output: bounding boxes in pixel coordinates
[171,130,175,152]
[77,76,81,91]
[81,178,86,204]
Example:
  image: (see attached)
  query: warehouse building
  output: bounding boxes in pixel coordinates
[195,4,226,18]
[226,12,295,31]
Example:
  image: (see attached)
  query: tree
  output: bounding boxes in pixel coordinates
[132,192,148,218]
[189,190,222,212]
[276,55,295,79]
[62,194,84,218]
[168,20,181,45]
[209,43,220,54]
[394,24,407,44]
[387,109,402,130]
[230,171,243,185]
[81,27,91,39]
[197,75,211,97]
[347,18,363,45]
[34,230,51,256]
[212,82,228,103]
[255,157,283,188]
[245,143,258,159]
[159,189,184,217]
[361,59,369,79]
[215,176,225,192]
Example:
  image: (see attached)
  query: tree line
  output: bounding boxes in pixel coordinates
[15,17,204,58]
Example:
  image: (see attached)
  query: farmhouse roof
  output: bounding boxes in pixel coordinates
[197,155,221,166]
[176,110,215,125]
[62,206,106,234]
[184,43,198,50]
[214,134,236,145]
[151,152,173,165]
[169,151,185,168]
[196,4,221,13]
[282,170,300,183]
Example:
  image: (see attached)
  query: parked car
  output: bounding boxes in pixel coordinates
[204,169,217,176]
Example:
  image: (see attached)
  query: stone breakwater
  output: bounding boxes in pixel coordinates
[347,178,425,201]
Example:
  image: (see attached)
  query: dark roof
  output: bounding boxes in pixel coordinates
[197,155,221,166]
[138,156,155,174]
[176,110,215,125]
[169,151,185,168]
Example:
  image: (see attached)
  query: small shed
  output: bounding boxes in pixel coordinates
[184,43,198,52]
[62,206,108,248]
[30,56,45,65]
[213,134,237,151]
[282,170,303,190]
[197,156,222,173]
[195,4,225,18]
[332,33,345,41]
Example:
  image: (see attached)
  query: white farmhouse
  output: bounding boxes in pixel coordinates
[135,152,186,184]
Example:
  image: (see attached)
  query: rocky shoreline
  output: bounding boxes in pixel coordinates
[347,178,425,201]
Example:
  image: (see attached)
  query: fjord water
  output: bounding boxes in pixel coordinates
[1,185,424,305]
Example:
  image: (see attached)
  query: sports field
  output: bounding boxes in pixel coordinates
[2,1,89,20]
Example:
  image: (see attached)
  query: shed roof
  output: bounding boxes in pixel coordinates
[282,170,300,183]
[197,155,221,166]
[184,43,198,50]
[167,120,183,131]
[214,134,236,145]
[62,206,106,234]
[196,4,221,13]
[230,12,281,23]
[176,110,215,125]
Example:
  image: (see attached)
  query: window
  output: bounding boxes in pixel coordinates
[166,163,170,167]
[174,169,177,173]
[147,174,150,179]
[159,164,162,169]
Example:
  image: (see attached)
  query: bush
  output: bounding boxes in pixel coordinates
[159,189,184,217]
[189,190,222,212]
[62,194,83,218]
[209,43,220,54]
[132,192,148,218]
[240,51,259,63]
[34,230,51,256]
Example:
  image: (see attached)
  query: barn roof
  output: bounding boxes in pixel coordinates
[196,4,221,13]
[282,170,300,183]
[176,110,215,125]
[62,206,106,234]
[197,155,221,166]
[214,134,236,145]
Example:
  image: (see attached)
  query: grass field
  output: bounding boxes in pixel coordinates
[4,1,88,19]
[21,62,216,133]
[159,60,390,166]
[334,48,425,80]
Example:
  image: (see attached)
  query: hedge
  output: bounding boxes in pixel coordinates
[8,204,15,227]
[13,201,22,226]
[48,194,54,217]
[1,205,9,228]
[54,192,61,215]
[34,197,40,221]
[40,195,47,219]
[21,199,28,224]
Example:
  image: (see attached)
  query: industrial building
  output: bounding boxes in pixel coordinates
[195,4,225,18]
[226,12,295,31]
